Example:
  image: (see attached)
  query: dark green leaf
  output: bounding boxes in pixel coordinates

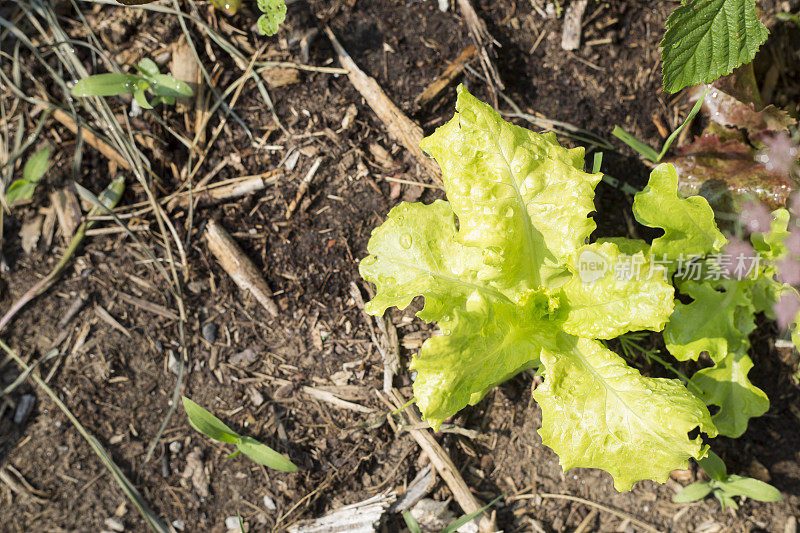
[71,73,142,97]
[661,0,769,93]
[236,436,297,471]
[699,450,727,481]
[181,397,241,444]
[673,481,713,503]
[22,146,51,183]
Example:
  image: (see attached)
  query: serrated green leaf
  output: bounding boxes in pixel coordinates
[534,335,717,491]
[359,200,486,322]
[411,291,557,429]
[632,163,726,267]
[689,352,768,437]
[721,475,783,501]
[699,449,727,481]
[5,180,37,205]
[559,242,674,339]
[236,436,297,472]
[664,280,755,362]
[181,397,240,444]
[71,73,142,97]
[674,481,713,502]
[661,0,769,93]
[420,85,601,291]
[22,146,50,183]
[256,0,286,36]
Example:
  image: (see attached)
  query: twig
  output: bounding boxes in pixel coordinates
[457,0,503,104]
[414,45,476,110]
[286,157,322,218]
[325,26,442,185]
[204,219,279,317]
[388,389,496,533]
[301,386,373,414]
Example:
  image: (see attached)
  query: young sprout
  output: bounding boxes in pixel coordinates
[257,0,287,36]
[674,451,782,510]
[181,397,297,472]
[71,58,193,109]
[6,146,51,206]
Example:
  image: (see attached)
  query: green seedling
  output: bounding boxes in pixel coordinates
[181,397,297,472]
[401,495,503,533]
[71,58,193,109]
[612,89,707,163]
[674,451,782,510]
[6,146,50,205]
[257,0,287,36]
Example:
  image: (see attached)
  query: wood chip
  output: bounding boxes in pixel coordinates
[204,219,279,318]
[20,216,43,255]
[561,0,589,50]
[50,188,82,242]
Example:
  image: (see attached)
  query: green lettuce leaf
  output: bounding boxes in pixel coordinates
[534,335,717,491]
[559,242,674,339]
[689,351,768,438]
[359,200,486,322]
[664,280,755,362]
[411,290,559,426]
[632,164,726,266]
[751,208,790,260]
[361,85,712,490]
[419,86,601,291]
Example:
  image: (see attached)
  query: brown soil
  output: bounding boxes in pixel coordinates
[1,0,799,532]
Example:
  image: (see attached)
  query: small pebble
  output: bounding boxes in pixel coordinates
[172,520,185,531]
[202,323,217,343]
[169,441,182,454]
[230,347,257,365]
[225,516,240,530]
[104,517,125,532]
[14,394,36,424]
[167,351,181,375]
[263,494,277,511]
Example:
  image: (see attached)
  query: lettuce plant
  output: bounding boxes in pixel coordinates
[360,86,719,491]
